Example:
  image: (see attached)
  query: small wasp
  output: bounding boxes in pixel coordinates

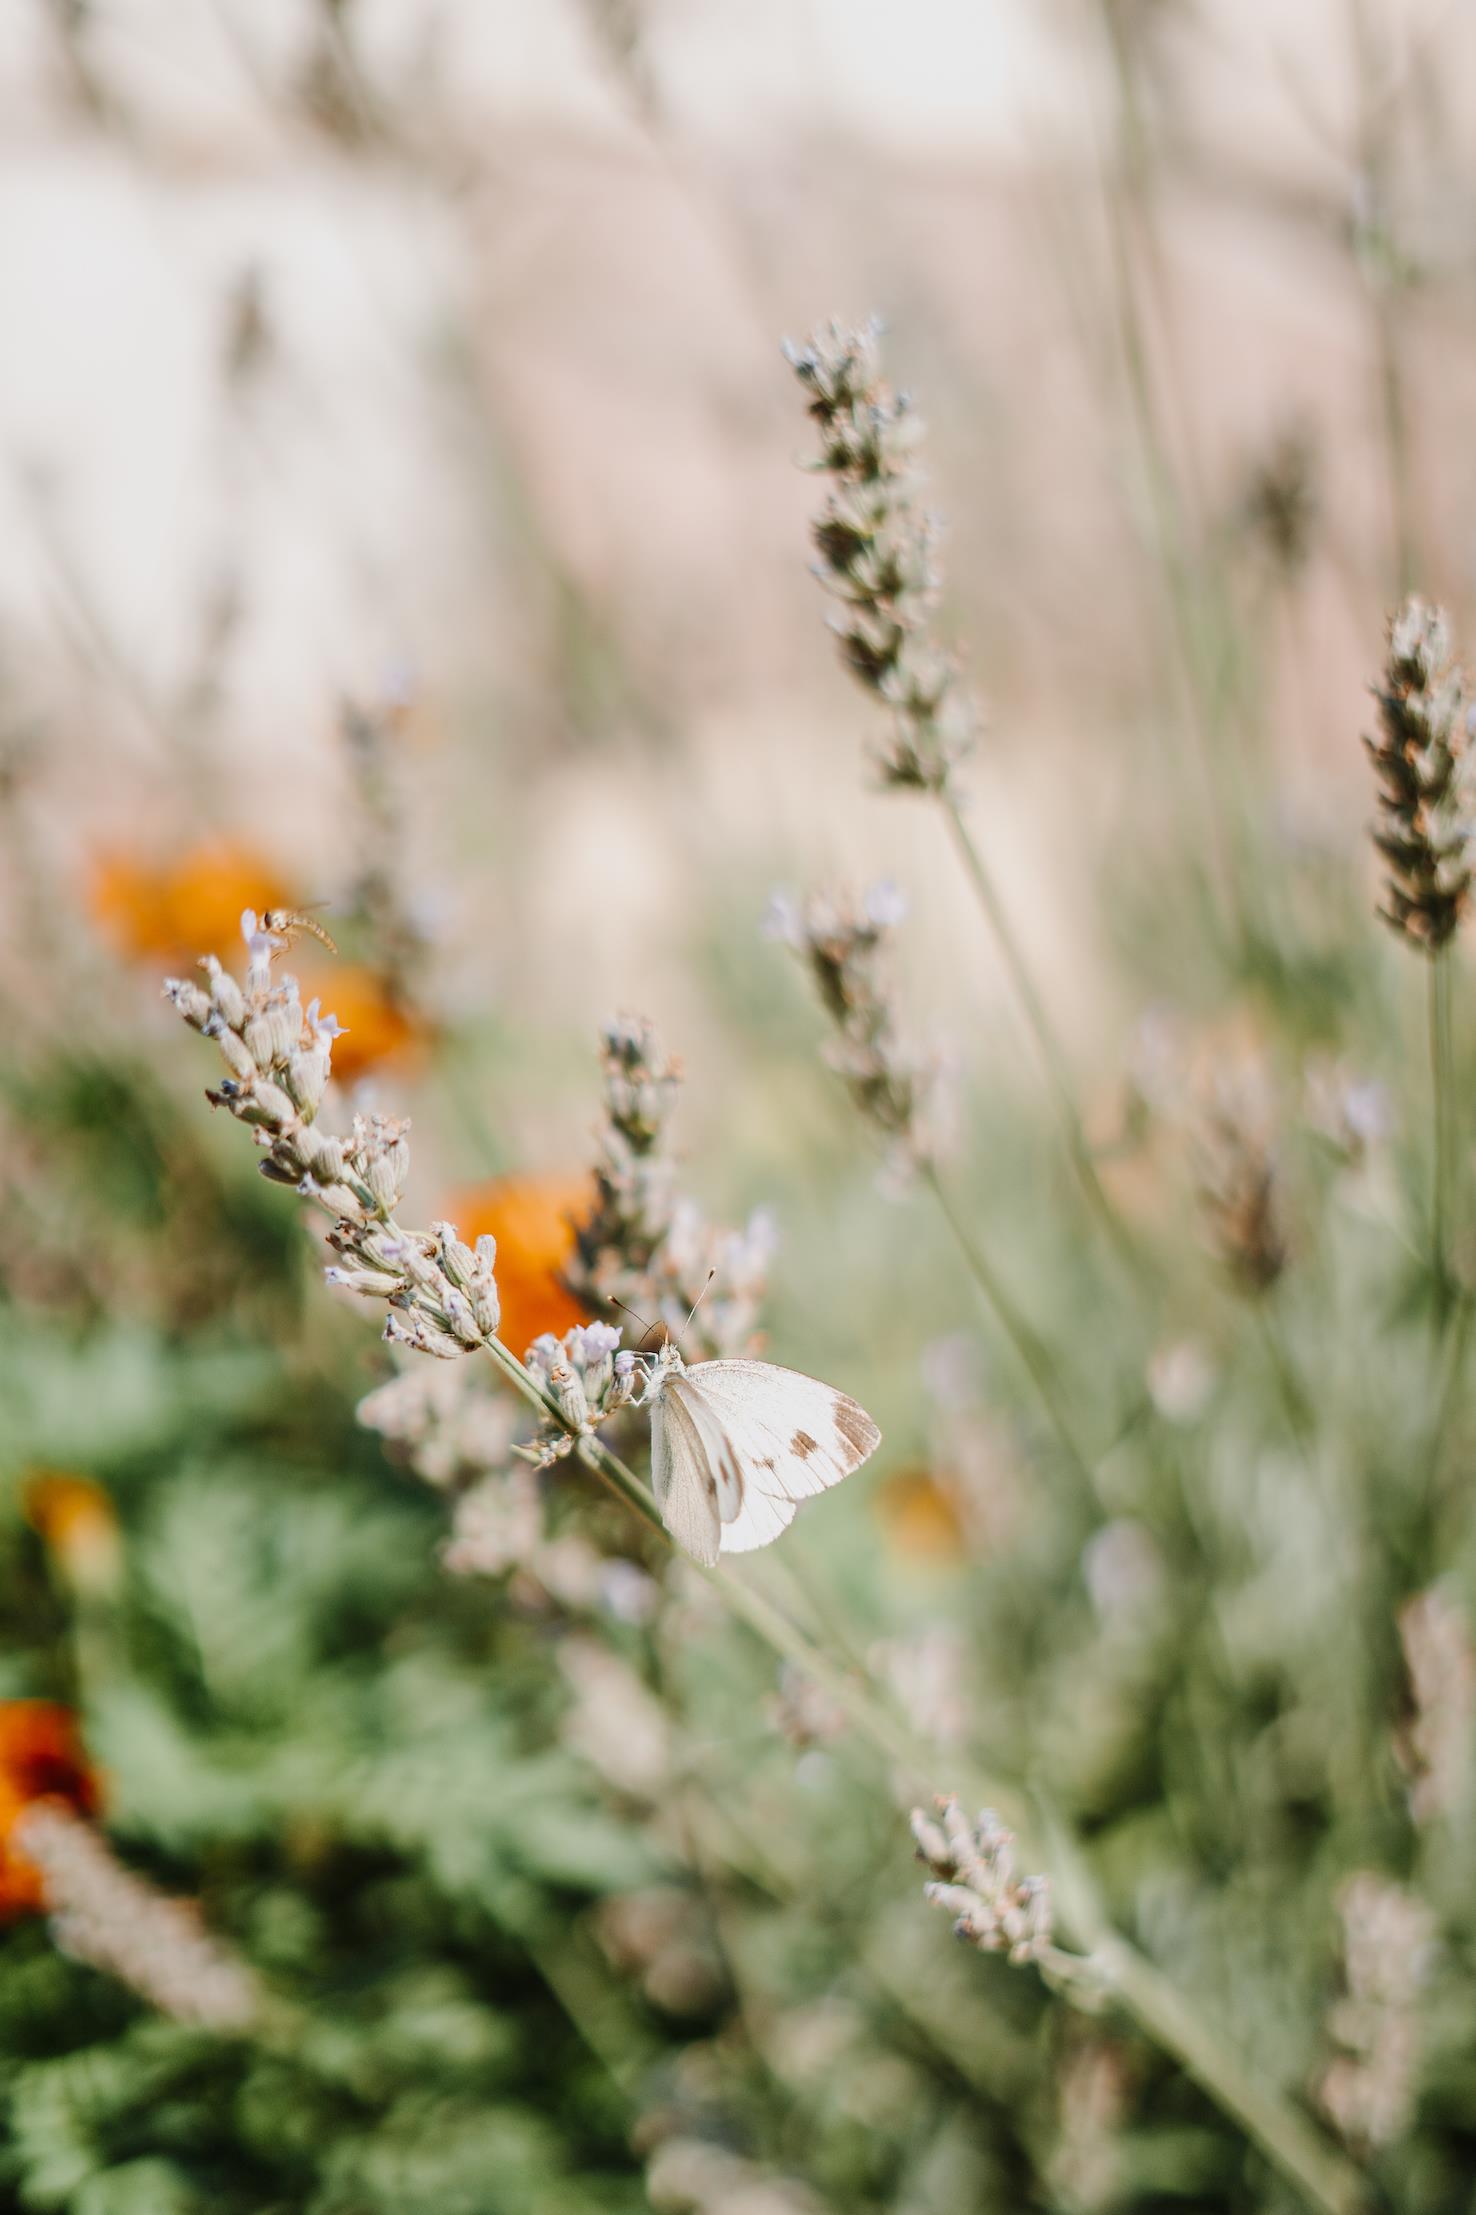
[260,906,339,956]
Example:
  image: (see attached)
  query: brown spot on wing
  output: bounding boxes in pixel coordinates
[791,1430,818,1459]
[833,1395,880,1466]
[757,1456,776,1472]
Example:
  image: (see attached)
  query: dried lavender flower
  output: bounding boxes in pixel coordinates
[1191,1058,1288,1293]
[784,317,977,792]
[516,1322,640,1467]
[871,1628,969,1747]
[910,1796,1055,1969]
[645,2137,823,2215]
[166,914,503,1372]
[1304,1057,1393,1168]
[15,1803,261,2034]
[441,1467,544,1578]
[1365,598,1472,952]
[558,1636,671,1799]
[1396,1582,1475,1825]
[767,1662,849,1751]
[1319,1873,1434,2152]
[566,1016,772,1357]
[767,882,942,1173]
[340,686,438,1011]
[1048,2037,1131,2213]
[593,1886,722,2018]
[1239,422,1319,579]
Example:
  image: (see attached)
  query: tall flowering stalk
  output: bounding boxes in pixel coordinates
[767,884,1095,1499]
[764,882,940,1177]
[339,688,438,1020]
[784,319,1133,1267]
[1364,599,1471,1306]
[1366,601,1471,956]
[566,1015,772,1360]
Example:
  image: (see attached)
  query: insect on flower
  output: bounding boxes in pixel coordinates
[636,1336,880,1567]
[259,906,339,956]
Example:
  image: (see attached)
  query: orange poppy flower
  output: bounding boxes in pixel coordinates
[295,962,430,1084]
[873,1465,967,1563]
[89,840,292,965]
[0,1704,102,1917]
[23,1472,121,1596]
[444,1175,594,1358]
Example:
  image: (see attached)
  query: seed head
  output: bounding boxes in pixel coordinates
[1365,598,1472,953]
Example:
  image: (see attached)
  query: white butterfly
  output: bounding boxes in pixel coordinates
[639,1341,881,1566]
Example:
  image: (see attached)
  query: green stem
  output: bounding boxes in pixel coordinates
[1430,952,1453,1317]
[475,1329,1368,2215]
[938,792,1145,1284]
[1048,1810,1368,2215]
[1254,1301,1315,1469]
[1428,1286,1473,1501]
[1092,14,1246,950]
[1347,0,1419,599]
[920,1158,1100,1507]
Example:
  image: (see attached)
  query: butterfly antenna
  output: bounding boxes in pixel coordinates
[678,1270,717,1347]
[609,1295,663,1353]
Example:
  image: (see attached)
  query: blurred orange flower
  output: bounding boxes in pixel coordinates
[446,1175,593,1358]
[295,962,430,1084]
[873,1465,967,1563]
[23,1472,122,1595]
[0,1704,102,1917]
[89,840,292,965]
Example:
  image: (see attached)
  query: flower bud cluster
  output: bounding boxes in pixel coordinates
[785,317,977,792]
[1190,1058,1288,1295]
[340,688,438,1013]
[1366,598,1473,953]
[567,1018,772,1358]
[166,913,499,1369]
[910,1797,1053,1967]
[1319,1873,1434,2152]
[516,1323,639,1468]
[766,882,941,1171]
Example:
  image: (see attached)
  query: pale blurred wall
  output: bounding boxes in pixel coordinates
[3,0,1476,1069]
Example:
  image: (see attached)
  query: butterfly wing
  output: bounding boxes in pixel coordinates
[676,1361,880,1555]
[666,1374,799,1552]
[650,1385,724,1568]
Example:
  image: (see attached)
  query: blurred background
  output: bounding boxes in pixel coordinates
[5,2,1476,2210]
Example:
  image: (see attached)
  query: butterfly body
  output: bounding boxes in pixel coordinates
[641,1343,880,1566]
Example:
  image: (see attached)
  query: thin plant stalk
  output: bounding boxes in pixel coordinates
[1427,1285,1474,1504]
[919,1158,1100,1506]
[1429,951,1454,1315]
[1372,277,1417,601]
[1254,1301,1316,1472]
[1347,0,1420,598]
[938,792,1147,1283]
[479,1326,1366,2215]
[1090,4,1248,947]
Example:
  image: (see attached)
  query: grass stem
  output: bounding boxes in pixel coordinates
[1254,1302,1316,1469]
[920,1157,1100,1506]
[938,792,1147,1287]
[1429,951,1453,1318]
